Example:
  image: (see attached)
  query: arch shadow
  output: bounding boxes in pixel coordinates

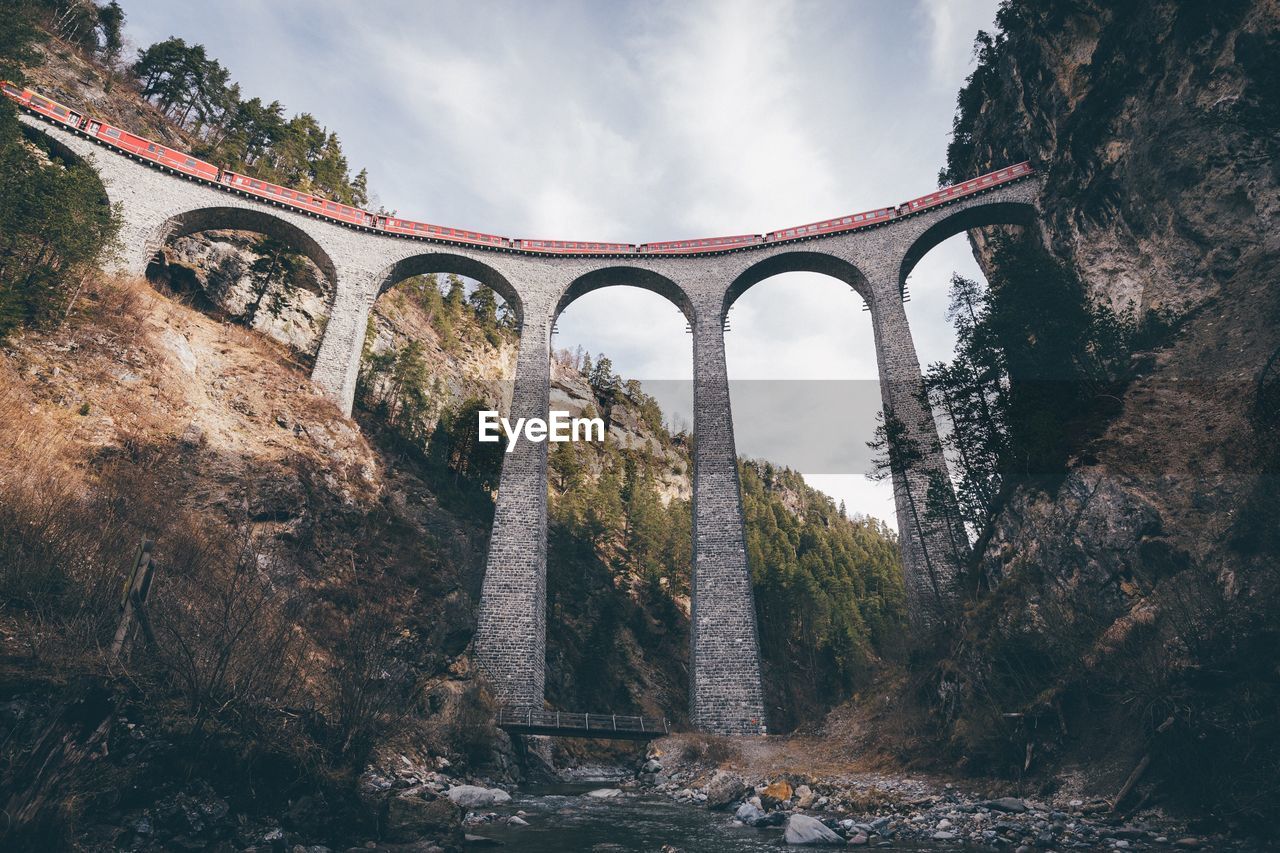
[151,206,338,284]
[724,251,873,320]
[375,253,523,327]
[19,121,111,206]
[898,200,1038,291]
[554,267,694,326]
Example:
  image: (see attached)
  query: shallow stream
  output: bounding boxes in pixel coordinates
[468,780,966,851]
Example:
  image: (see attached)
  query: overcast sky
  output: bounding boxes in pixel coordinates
[123,0,1003,528]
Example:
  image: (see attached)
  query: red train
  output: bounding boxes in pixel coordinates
[3,81,1034,257]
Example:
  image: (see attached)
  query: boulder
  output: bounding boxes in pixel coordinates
[761,780,794,809]
[385,789,462,843]
[704,771,748,810]
[642,759,662,773]
[784,814,845,845]
[982,797,1028,814]
[585,788,622,798]
[445,786,511,808]
[794,784,816,809]
[734,801,785,828]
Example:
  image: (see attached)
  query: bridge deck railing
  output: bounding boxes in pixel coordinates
[496,707,670,736]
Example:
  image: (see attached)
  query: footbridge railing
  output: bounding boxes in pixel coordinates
[496,707,671,740]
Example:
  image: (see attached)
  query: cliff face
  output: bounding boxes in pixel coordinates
[938,0,1280,826]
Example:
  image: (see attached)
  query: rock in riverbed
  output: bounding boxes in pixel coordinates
[445,785,511,808]
[705,770,748,810]
[385,788,463,843]
[586,788,623,798]
[761,780,793,809]
[982,796,1028,813]
[784,814,845,845]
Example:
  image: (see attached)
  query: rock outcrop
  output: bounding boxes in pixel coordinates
[939,0,1280,825]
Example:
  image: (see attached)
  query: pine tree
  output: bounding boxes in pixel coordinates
[445,274,466,313]
[468,286,497,328]
[245,238,303,326]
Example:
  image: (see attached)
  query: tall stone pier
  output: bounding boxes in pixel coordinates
[689,291,767,734]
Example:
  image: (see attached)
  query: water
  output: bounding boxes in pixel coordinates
[467,781,963,852]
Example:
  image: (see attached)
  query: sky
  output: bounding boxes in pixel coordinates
[122,0,1004,528]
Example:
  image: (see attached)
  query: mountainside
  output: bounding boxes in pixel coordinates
[923,0,1280,830]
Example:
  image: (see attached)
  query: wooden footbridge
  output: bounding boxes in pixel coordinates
[496,708,670,741]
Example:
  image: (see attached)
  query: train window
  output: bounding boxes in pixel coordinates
[104,128,120,138]
[326,202,338,210]
[184,158,196,167]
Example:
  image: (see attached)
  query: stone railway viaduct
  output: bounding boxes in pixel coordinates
[21,114,1042,735]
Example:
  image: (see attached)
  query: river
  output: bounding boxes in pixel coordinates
[468,780,971,851]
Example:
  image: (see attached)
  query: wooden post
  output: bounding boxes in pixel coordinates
[110,538,155,661]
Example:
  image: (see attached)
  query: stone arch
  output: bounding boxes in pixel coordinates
[554,267,694,328]
[150,206,338,285]
[723,251,874,322]
[375,252,523,327]
[897,199,1038,292]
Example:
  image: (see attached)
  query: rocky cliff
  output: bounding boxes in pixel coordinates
[932,0,1280,829]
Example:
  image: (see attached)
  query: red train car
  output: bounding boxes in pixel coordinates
[221,171,372,226]
[637,234,762,254]
[110,127,220,180]
[900,161,1032,214]
[5,82,222,182]
[421,224,511,248]
[765,207,892,243]
[14,86,83,130]
[514,239,634,254]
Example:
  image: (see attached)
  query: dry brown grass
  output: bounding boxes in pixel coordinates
[0,271,378,743]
